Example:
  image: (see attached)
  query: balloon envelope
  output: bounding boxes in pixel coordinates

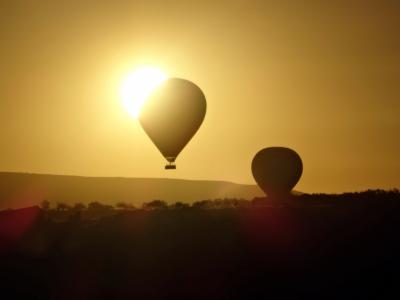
[251,147,303,197]
[139,78,206,168]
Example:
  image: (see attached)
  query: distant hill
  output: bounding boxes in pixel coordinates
[0,172,264,209]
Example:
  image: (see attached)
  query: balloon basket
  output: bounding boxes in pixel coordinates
[165,162,176,170]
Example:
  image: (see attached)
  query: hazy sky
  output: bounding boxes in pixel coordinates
[1,0,399,193]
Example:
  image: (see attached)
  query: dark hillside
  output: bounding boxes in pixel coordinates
[1,191,399,299]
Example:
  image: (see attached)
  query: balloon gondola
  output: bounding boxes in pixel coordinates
[165,161,176,170]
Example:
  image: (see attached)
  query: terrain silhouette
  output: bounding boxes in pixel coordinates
[0,172,263,210]
[1,190,399,299]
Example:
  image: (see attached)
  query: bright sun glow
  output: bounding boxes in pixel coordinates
[120,67,167,118]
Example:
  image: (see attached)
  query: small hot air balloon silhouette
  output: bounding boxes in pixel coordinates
[139,78,206,169]
[251,147,303,197]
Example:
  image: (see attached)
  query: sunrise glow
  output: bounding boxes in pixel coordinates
[120,67,167,118]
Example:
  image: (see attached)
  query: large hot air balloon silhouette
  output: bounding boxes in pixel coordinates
[251,147,303,197]
[139,78,206,169]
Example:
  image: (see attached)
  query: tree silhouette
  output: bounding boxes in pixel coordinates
[73,202,86,211]
[116,202,136,210]
[192,200,213,209]
[56,202,70,211]
[88,201,113,211]
[170,201,190,209]
[40,199,50,211]
[143,200,168,210]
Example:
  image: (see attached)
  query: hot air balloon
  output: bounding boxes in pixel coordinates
[139,78,207,169]
[251,147,303,197]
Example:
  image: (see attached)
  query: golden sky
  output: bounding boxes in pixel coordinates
[0,0,399,193]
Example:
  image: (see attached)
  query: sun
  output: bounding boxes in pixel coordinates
[120,67,167,118]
